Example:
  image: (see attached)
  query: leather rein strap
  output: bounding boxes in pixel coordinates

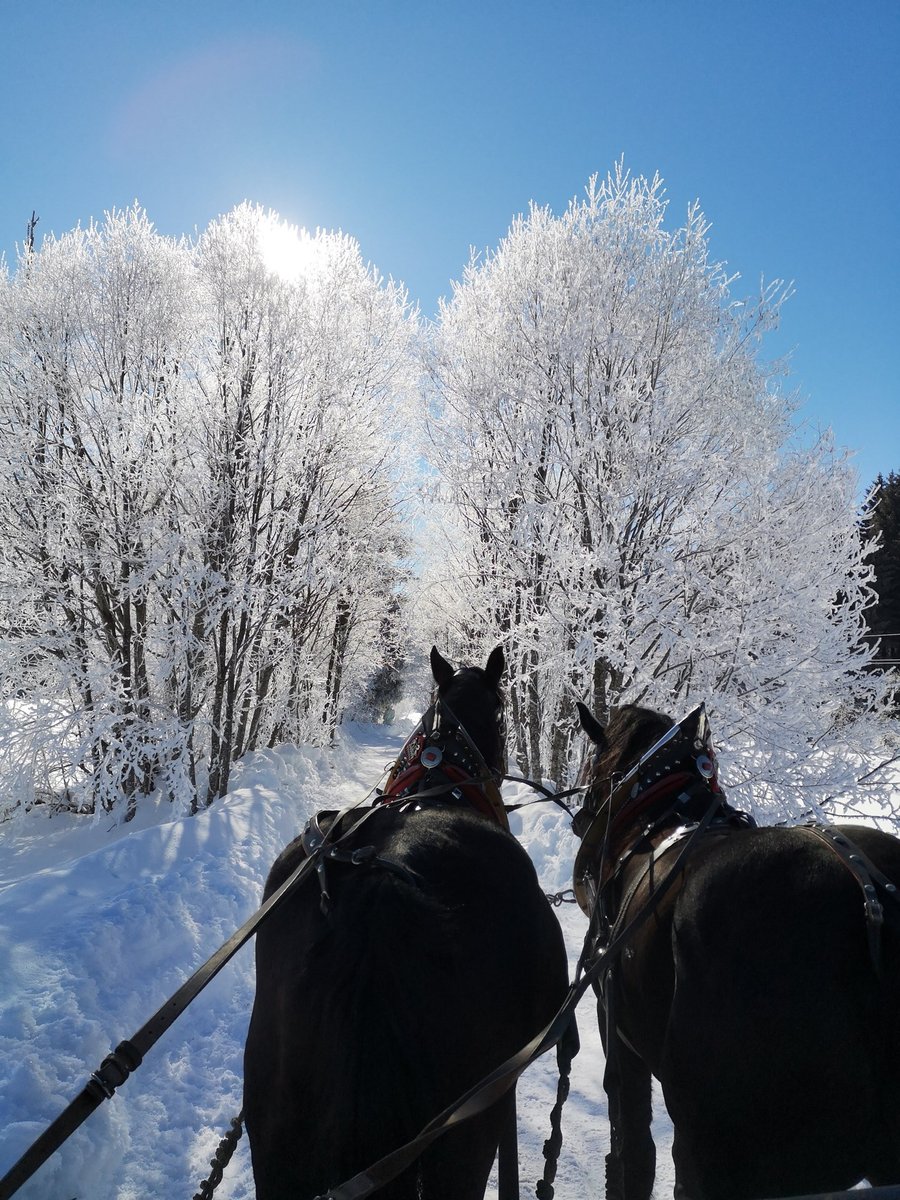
[315,785,728,1200]
[0,799,381,1200]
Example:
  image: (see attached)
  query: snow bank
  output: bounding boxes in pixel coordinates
[6,718,897,1198]
[0,724,619,1200]
[0,735,388,1200]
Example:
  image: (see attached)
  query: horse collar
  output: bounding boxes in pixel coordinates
[380,704,509,829]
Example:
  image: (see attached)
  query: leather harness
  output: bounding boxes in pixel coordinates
[799,823,900,976]
[299,698,508,915]
[378,700,509,828]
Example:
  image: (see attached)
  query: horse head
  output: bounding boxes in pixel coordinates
[572,702,675,842]
[429,645,507,779]
[571,702,735,916]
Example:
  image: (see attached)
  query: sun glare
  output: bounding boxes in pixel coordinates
[256,214,323,284]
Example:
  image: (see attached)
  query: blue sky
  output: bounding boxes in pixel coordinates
[2,0,897,493]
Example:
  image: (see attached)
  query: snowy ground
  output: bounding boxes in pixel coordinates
[0,715,705,1200]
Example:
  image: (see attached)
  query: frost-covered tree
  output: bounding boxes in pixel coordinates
[0,207,197,817]
[425,167,887,816]
[188,205,415,801]
[0,204,415,818]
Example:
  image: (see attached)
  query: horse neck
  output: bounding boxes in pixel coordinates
[603,770,697,879]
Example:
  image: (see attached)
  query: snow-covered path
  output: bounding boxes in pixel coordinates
[0,720,678,1199]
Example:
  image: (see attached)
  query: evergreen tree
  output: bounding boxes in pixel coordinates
[866,472,900,635]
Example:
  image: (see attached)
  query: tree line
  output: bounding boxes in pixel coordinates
[0,172,894,822]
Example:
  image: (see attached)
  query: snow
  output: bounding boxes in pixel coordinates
[0,717,681,1200]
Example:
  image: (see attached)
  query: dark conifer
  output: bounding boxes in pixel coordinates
[865,472,900,635]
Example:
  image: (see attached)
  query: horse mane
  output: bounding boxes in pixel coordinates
[598,703,675,780]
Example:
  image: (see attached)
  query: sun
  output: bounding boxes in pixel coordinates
[255,212,323,284]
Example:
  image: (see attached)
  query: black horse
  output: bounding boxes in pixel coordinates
[244,647,568,1200]
[572,700,900,1200]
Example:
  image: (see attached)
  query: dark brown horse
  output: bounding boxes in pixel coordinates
[243,647,568,1200]
[572,700,900,1200]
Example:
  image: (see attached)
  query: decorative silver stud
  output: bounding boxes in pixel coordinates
[421,745,443,768]
[696,754,715,779]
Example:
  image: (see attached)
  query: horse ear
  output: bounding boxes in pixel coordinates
[430,646,455,688]
[485,645,505,688]
[576,701,606,747]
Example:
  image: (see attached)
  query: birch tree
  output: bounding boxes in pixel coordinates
[0,204,415,818]
[426,167,887,815]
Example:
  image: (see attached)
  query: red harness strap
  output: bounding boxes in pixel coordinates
[606,770,696,855]
[381,737,426,800]
[379,729,508,829]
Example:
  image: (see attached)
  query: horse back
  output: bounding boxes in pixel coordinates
[667,823,900,1024]
[672,820,900,959]
[614,821,900,1095]
[244,805,568,1198]
[656,822,900,1191]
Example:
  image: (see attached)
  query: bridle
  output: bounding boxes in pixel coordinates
[572,704,741,919]
[380,688,509,829]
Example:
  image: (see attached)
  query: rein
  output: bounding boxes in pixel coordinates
[0,693,515,1200]
[315,782,727,1200]
[0,794,385,1200]
[502,774,586,817]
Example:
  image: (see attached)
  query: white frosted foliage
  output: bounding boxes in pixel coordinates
[422,166,892,817]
